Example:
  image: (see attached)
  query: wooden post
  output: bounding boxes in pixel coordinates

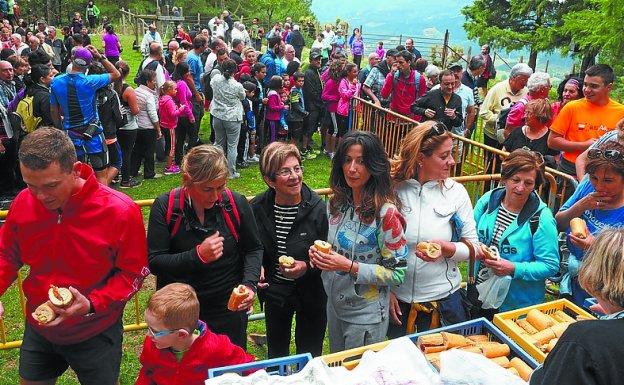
[399,34,403,45]
[441,29,450,68]
[544,59,549,73]
[197,13,200,26]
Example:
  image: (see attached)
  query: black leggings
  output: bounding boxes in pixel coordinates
[174,117,194,166]
[201,311,249,351]
[131,129,156,179]
[117,130,137,182]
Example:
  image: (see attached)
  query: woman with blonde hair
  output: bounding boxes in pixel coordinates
[530,229,624,384]
[387,120,479,337]
[309,131,409,352]
[147,144,263,349]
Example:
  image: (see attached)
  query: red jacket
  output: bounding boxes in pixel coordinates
[135,320,255,385]
[0,163,149,345]
[380,70,427,120]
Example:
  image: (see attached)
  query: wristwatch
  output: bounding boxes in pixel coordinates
[84,300,96,317]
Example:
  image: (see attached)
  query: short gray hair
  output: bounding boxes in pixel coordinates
[527,72,551,92]
[424,64,440,78]
[468,55,485,71]
[510,63,533,79]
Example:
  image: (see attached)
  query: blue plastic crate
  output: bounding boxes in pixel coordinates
[208,353,312,379]
[411,317,539,369]
[583,297,605,316]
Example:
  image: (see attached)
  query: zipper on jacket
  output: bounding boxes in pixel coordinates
[57,208,62,224]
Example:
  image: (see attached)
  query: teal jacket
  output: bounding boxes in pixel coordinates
[474,188,559,311]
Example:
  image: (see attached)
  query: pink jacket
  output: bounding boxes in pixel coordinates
[174,80,196,122]
[321,78,340,113]
[158,94,187,129]
[338,78,360,116]
[265,90,285,121]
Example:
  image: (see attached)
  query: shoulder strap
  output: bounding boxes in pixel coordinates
[529,209,541,236]
[413,70,421,98]
[166,188,185,237]
[218,188,240,242]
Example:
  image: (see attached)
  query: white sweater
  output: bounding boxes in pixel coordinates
[393,178,478,303]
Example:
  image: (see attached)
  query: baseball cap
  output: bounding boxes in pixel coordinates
[447,61,463,70]
[73,47,93,67]
[309,49,322,60]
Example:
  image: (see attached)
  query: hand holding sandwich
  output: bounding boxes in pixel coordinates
[415,240,455,262]
[44,287,91,327]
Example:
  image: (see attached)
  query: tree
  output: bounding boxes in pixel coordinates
[462,0,585,70]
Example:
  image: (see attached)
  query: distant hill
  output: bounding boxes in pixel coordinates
[311,0,574,78]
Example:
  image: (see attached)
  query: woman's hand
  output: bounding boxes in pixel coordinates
[389,292,402,326]
[197,231,225,263]
[281,260,308,279]
[237,286,255,312]
[482,258,515,277]
[415,240,456,262]
[574,192,607,212]
[257,266,269,289]
[308,246,350,272]
[569,232,595,251]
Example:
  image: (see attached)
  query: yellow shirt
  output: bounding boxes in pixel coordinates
[479,80,528,139]
[550,98,624,162]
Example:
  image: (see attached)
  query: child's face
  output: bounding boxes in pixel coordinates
[282,76,290,88]
[245,89,254,98]
[295,77,304,88]
[144,310,184,350]
[280,92,288,102]
[167,85,177,96]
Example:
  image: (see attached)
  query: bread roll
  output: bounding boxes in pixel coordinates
[570,218,588,239]
[516,319,539,335]
[417,333,444,349]
[503,319,529,336]
[278,255,295,268]
[550,322,569,338]
[491,356,510,368]
[509,357,533,381]
[467,334,490,343]
[530,328,556,346]
[507,367,519,376]
[442,332,471,348]
[553,310,576,323]
[545,338,558,352]
[458,346,483,354]
[48,285,73,308]
[314,240,331,254]
[480,342,511,358]
[526,309,555,331]
[423,345,447,353]
[417,241,442,259]
[425,352,441,370]
[227,285,249,311]
[32,303,56,324]
[480,244,499,260]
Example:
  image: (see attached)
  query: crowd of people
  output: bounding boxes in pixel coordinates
[0,8,624,385]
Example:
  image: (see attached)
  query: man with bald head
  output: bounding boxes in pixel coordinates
[164,39,179,74]
[0,59,17,199]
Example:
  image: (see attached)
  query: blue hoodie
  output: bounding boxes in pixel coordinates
[474,187,559,311]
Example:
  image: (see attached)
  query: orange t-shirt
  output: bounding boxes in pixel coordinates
[550,98,624,162]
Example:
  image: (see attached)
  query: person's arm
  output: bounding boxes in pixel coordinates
[147,196,210,275]
[547,130,594,153]
[233,194,263,291]
[449,97,463,127]
[410,92,429,116]
[575,149,589,180]
[37,93,53,126]
[236,82,245,101]
[124,87,140,116]
[504,102,525,138]
[135,338,153,385]
[86,45,120,81]
[465,105,476,135]
[0,208,25,316]
[479,88,497,126]
[87,203,148,313]
[338,78,357,99]
[554,179,592,231]
[514,209,559,281]
[417,74,427,98]
[49,92,63,129]
[267,92,284,112]
[379,72,393,99]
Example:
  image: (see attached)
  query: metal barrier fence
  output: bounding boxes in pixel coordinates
[350,96,579,209]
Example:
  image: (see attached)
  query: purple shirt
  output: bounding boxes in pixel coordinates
[102,33,120,57]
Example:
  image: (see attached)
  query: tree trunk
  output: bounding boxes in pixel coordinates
[580,49,598,74]
[528,48,538,71]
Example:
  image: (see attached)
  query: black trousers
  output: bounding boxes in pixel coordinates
[236,126,248,163]
[174,117,194,166]
[191,100,204,147]
[201,310,249,351]
[0,137,18,195]
[264,286,327,358]
[304,108,323,147]
[131,129,156,178]
[117,129,137,182]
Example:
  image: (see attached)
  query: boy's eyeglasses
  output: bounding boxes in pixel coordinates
[147,326,180,338]
[587,149,624,161]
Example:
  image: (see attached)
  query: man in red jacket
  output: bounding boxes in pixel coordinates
[0,128,149,385]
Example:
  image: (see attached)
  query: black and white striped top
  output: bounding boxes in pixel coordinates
[491,204,518,247]
[273,203,299,283]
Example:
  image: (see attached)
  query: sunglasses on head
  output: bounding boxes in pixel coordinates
[424,122,447,139]
[520,147,545,167]
[587,149,624,161]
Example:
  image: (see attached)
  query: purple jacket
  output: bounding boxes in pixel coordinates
[102,33,120,57]
[351,39,364,56]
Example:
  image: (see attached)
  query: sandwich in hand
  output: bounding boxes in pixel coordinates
[48,285,73,308]
[480,244,500,260]
[417,242,442,259]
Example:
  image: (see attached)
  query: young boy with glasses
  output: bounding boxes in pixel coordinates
[136,283,254,385]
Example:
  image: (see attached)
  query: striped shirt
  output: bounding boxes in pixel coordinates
[273,203,298,283]
[491,204,518,247]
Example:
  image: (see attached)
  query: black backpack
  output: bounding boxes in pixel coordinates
[133,58,160,86]
[201,66,219,101]
[496,99,528,133]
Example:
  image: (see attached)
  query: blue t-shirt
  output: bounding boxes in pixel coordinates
[560,176,624,260]
[50,72,110,154]
[186,51,203,92]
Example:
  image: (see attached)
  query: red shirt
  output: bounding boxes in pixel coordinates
[380,70,427,119]
[0,164,149,344]
[135,320,255,385]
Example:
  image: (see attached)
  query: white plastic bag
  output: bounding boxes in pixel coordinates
[476,268,512,309]
[439,350,527,385]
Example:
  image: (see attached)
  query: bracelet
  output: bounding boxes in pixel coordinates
[348,259,355,275]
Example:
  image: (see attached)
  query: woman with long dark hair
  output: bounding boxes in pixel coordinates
[309,131,408,352]
[114,61,141,188]
[171,61,196,166]
[23,64,55,127]
[102,24,121,64]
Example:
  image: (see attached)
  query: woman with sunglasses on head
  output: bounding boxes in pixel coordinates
[309,131,409,352]
[472,149,559,318]
[250,142,328,358]
[147,145,263,349]
[387,121,479,337]
[556,141,624,306]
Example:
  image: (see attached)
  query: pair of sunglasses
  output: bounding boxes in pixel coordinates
[587,149,624,161]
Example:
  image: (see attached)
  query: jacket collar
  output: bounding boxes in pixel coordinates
[486,186,542,225]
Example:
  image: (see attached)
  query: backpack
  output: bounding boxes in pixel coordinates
[496,98,528,133]
[390,70,421,104]
[200,66,219,101]
[165,187,240,241]
[133,58,159,86]
[13,95,41,133]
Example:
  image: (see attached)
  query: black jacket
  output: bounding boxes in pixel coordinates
[411,88,463,129]
[29,84,53,127]
[303,66,323,111]
[250,184,328,304]
[374,60,392,78]
[290,30,305,48]
[148,190,263,318]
